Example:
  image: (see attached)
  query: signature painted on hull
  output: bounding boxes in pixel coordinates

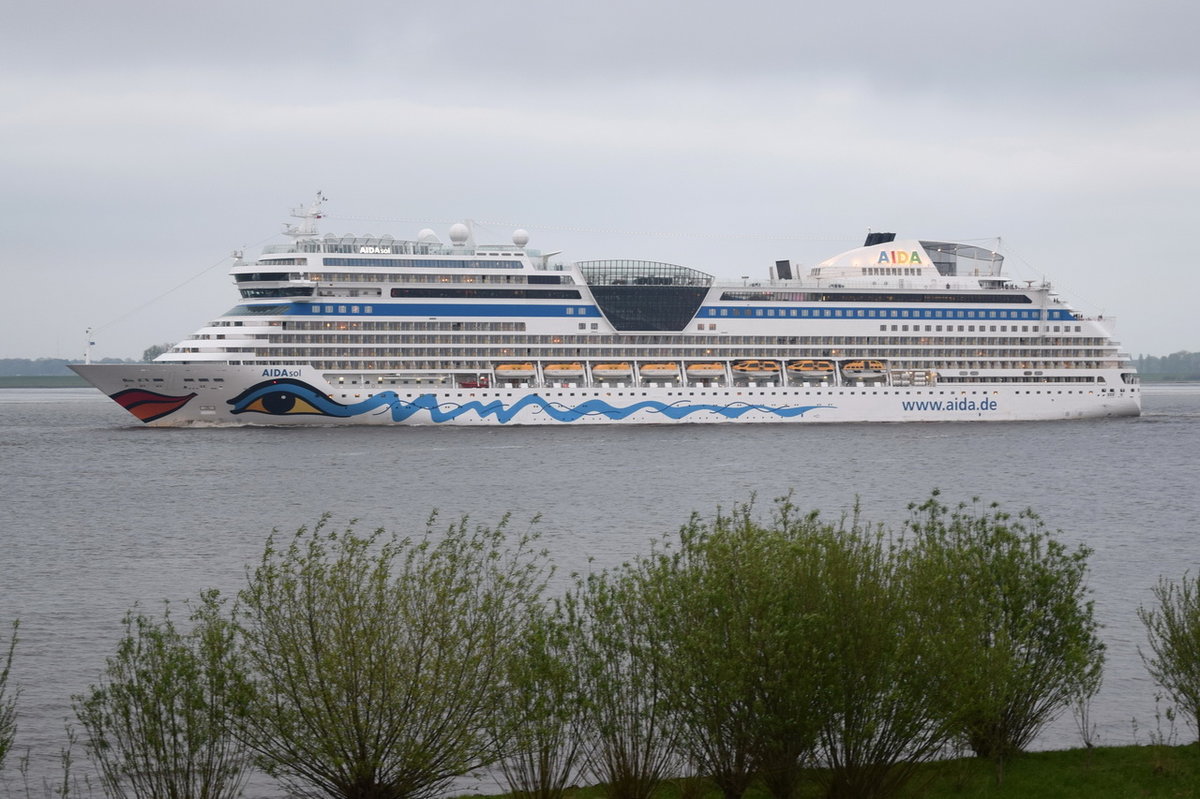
[111,388,198,423]
[227,379,835,423]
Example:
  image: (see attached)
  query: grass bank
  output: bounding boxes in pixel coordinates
[465,745,1200,799]
[897,745,1200,797]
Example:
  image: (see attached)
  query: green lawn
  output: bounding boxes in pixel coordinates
[900,745,1200,798]
[465,745,1200,799]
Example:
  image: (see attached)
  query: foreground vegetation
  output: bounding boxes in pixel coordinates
[477,744,1200,799]
[3,744,1198,799]
[3,495,1200,799]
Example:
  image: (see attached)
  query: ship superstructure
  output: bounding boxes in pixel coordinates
[73,197,1140,425]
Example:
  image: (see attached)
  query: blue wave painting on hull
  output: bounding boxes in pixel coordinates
[227,379,835,423]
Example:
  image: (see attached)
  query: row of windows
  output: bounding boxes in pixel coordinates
[323,258,524,269]
[881,323,1083,334]
[243,344,1116,366]
[708,306,1066,321]
[240,287,315,298]
[231,356,1117,373]
[388,287,583,300]
[288,320,528,332]
[720,290,1032,304]
[255,336,1114,357]
[250,343,1113,362]
[235,272,300,282]
[862,267,922,276]
[203,321,1116,351]
[269,330,1111,348]
[226,302,1081,325]
[302,272,574,285]
[294,302,595,314]
[207,317,1111,348]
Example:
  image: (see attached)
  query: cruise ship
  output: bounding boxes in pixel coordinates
[72,197,1141,426]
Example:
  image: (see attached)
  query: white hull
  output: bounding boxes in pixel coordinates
[73,363,1142,427]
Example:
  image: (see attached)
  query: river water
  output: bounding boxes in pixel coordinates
[1,385,1198,794]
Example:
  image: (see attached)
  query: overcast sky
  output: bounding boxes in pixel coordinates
[3,0,1197,359]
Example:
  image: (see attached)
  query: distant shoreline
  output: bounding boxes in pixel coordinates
[0,375,91,388]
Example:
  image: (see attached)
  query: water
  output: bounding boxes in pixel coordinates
[1,385,1198,794]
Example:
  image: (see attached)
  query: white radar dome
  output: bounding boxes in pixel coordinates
[417,228,438,242]
[512,229,530,247]
[448,223,470,245]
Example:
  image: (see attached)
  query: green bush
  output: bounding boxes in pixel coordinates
[235,514,550,799]
[491,601,594,799]
[565,564,678,799]
[810,509,950,799]
[0,620,17,772]
[74,594,252,799]
[1139,572,1200,741]
[905,493,1103,771]
[637,500,827,799]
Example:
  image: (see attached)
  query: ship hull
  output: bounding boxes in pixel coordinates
[72,364,1142,427]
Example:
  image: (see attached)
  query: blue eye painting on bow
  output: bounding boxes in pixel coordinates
[227,379,359,417]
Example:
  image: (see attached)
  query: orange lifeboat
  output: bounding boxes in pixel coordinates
[732,359,781,376]
[592,363,633,379]
[640,363,680,378]
[495,363,536,379]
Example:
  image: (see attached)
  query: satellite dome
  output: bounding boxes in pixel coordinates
[512,229,530,247]
[417,228,438,242]
[448,223,470,245]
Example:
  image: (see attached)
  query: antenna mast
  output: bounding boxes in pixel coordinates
[283,191,327,241]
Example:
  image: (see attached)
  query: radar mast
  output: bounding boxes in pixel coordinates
[283,191,327,241]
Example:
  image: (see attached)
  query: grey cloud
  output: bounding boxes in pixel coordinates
[7,0,1198,100]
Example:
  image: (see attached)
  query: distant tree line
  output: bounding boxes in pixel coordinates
[0,358,77,376]
[1135,351,1200,381]
[0,345,174,376]
[0,358,120,376]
